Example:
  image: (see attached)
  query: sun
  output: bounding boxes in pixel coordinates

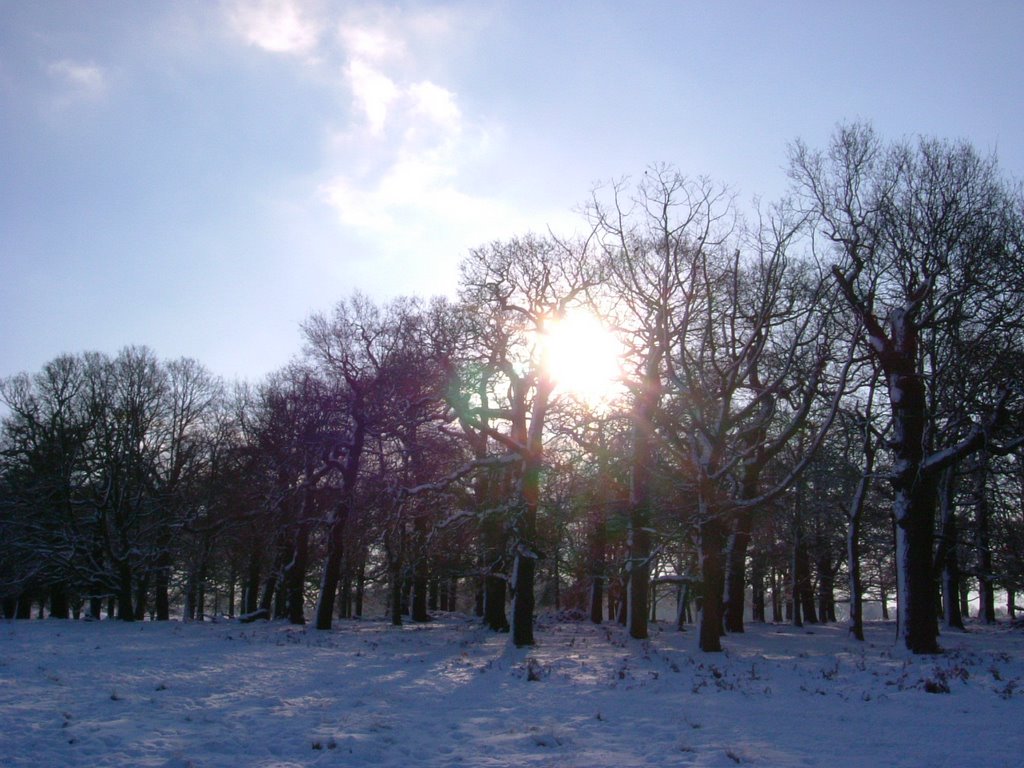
[540,312,624,405]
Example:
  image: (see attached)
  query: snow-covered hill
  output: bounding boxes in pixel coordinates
[1,615,1021,767]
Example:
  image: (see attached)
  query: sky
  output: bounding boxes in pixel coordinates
[2,1,1022,384]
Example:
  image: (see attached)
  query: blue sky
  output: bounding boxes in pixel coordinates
[2,1,1022,383]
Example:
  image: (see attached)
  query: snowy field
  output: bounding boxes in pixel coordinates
[1,615,1022,768]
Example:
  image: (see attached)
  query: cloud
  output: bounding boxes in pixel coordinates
[47,59,107,101]
[226,0,321,55]
[338,23,404,63]
[225,2,563,293]
[345,58,399,135]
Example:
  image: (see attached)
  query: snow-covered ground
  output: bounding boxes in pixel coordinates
[1,614,1021,767]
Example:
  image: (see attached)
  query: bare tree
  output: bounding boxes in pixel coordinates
[592,168,847,650]
[790,123,1024,652]
[454,235,604,646]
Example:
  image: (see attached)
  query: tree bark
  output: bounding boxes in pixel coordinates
[510,460,540,647]
[589,514,606,623]
[627,360,660,641]
[698,515,728,652]
[411,515,431,622]
[724,510,753,632]
[974,451,996,624]
[936,467,965,630]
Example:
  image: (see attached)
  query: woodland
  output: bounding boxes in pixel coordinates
[3,124,1024,657]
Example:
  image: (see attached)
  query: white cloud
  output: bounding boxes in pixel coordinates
[225,2,560,293]
[345,58,399,135]
[338,24,404,63]
[226,0,321,55]
[47,59,107,101]
[408,81,460,132]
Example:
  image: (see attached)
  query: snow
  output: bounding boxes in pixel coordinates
[1,614,1022,767]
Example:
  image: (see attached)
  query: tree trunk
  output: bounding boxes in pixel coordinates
[770,566,783,623]
[627,363,659,642]
[974,451,996,624]
[511,458,540,647]
[285,523,311,625]
[817,548,835,623]
[244,554,260,615]
[354,557,365,618]
[510,549,536,646]
[315,403,365,631]
[797,540,818,624]
[750,556,766,624]
[884,328,940,653]
[389,536,404,627]
[590,576,604,624]
[155,562,170,621]
[481,512,509,631]
[315,506,348,630]
[286,486,316,626]
[698,515,728,652]
[847,512,864,641]
[723,510,753,633]
[49,584,70,619]
[589,516,606,624]
[936,467,965,630]
[845,405,875,641]
[411,517,430,623]
[116,561,135,622]
[134,573,148,621]
[429,577,440,611]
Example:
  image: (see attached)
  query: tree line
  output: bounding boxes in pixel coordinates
[2,124,1023,654]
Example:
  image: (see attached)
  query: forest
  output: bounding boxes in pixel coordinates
[3,124,1024,657]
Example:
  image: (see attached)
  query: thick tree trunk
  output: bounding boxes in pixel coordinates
[723,510,753,633]
[510,550,536,646]
[887,344,940,653]
[483,574,509,631]
[511,458,540,647]
[259,559,279,614]
[155,563,170,621]
[287,486,316,626]
[315,404,364,631]
[590,576,604,624]
[481,512,509,631]
[698,515,728,652]
[15,593,32,619]
[315,512,346,630]
[49,584,70,619]
[116,561,135,622]
[626,524,650,640]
